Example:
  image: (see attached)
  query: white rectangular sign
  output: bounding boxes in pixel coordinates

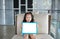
[22,22,37,34]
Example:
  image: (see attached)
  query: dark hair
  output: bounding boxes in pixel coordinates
[23,12,34,22]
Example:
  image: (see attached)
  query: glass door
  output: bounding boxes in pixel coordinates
[50,0,60,39]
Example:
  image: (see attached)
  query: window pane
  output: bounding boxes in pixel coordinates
[27,4,33,8]
[14,0,19,8]
[28,9,33,12]
[21,6,26,13]
[0,0,3,9]
[21,0,25,4]
[5,0,14,25]
[27,0,33,4]
[5,10,14,25]
[27,0,33,8]
[0,0,3,24]
[14,10,19,15]
[0,9,4,25]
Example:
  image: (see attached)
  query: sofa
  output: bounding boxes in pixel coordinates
[12,13,53,39]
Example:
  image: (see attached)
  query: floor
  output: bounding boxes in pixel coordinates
[0,26,15,39]
[0,26,53,39]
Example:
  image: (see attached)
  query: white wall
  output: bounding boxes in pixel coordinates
[33,0,51,13]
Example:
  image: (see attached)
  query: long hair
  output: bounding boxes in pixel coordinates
[23,12,34,22]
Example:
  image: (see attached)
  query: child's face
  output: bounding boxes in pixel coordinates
[26,14,32,22]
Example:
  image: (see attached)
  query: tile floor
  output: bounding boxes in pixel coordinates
[0,26,53,39]
[0,26,15,39]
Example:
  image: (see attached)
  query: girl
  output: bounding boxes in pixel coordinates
[22,12,36,39]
